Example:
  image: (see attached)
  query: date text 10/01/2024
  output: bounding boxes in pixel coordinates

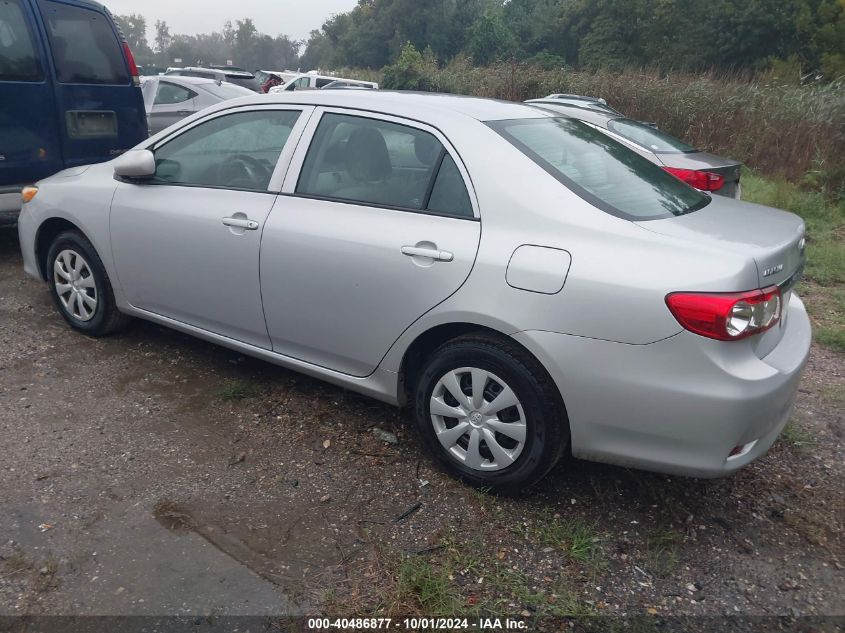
[307,618,529,630]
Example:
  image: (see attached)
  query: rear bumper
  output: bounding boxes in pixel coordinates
[512,295,811,478]
[0,187,22,224]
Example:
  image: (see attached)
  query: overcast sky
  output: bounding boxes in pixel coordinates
[104,0,359,42]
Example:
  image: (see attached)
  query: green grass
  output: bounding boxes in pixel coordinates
[391,555,462,615]
[521,511,605,568]
[347,62,845,188]
[216,380,259,401]
[643,529,682,577]
[780,419,817,449]
[742,171,845,352]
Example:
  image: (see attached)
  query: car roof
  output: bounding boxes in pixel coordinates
[153,75,221,86]
[217,91,550,123]
[525,100,618,125]
[180,66,254,77]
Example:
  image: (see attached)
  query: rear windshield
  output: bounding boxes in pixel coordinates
[226,75,260,92]
[200,81,254,100]
[489,117,710,220]
[40,0,128,85]
[607,118,696,153]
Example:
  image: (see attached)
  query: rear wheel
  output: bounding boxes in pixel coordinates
[413,334,568,492]
[46,230,129,336]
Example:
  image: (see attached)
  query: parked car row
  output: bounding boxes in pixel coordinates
[16,89,809,491]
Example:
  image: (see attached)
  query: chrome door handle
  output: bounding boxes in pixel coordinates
[401,245,454,262]
[222,217,259,230]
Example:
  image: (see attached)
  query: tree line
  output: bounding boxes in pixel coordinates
[302,0,845,80]
[113,15,300,72]
[115,0,845,80]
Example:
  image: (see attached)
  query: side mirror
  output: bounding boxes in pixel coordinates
[114,149,155,179]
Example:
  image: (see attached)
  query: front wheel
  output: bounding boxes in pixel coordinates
[413,334,569,492]
[46,230,129,336]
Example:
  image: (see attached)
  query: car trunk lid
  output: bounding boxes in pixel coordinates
[637,197,805,354]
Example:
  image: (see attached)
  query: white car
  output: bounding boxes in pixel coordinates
[271,72,378,92]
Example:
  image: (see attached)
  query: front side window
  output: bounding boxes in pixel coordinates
[152,109,301,191]
[154,81,194,105]
[40,0,128,85]
[489,117,709,220]
[607,118,696,153]
[0,0,43,81]
[296,113,473,217]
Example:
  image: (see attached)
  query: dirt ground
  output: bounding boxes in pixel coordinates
[0,225,843,622]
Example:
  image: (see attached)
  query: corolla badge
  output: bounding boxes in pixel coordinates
[763,263,784,277]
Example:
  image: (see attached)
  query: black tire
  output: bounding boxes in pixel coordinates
[46,230,130,336]
[413,333,569,493]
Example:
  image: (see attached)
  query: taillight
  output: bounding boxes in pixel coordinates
[662,167,725,192]
[665,287,782,341]
[122,41,140,87]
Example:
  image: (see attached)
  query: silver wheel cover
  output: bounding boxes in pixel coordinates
[53,249,98,322]
[430,367,527,471]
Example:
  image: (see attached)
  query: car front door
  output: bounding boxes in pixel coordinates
[110,105,312,349]
[260,109,481,377]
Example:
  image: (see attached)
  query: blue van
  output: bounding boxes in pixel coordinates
[0,0,147,224]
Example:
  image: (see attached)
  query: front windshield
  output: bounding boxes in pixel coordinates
[488,117,710,220]
[608,118,696,153]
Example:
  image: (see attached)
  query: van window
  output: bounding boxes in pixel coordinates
[0,0,43,81]
[315,77,333,88]
[40,0,128,85]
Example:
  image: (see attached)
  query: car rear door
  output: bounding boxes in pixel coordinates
[260,109,481,377]
[148,80,198,134]
[36,0,147,168]
[0,0,63,189]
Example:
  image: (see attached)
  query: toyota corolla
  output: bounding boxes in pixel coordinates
[17,91,811,491]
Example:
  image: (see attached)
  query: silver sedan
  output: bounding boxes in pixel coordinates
[140,75,256,135]
[17,91,811,491]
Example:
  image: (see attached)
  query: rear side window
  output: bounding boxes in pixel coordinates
[154,81,195,105]
[0,0,43,81]
[427,155,473,218]
[489,117,709,220]
[40,0,128,85]
[296,113,474,217]
[607,118,696,153]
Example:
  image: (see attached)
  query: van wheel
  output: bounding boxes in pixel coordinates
[46,230,130,336]
[413,333,569,493]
